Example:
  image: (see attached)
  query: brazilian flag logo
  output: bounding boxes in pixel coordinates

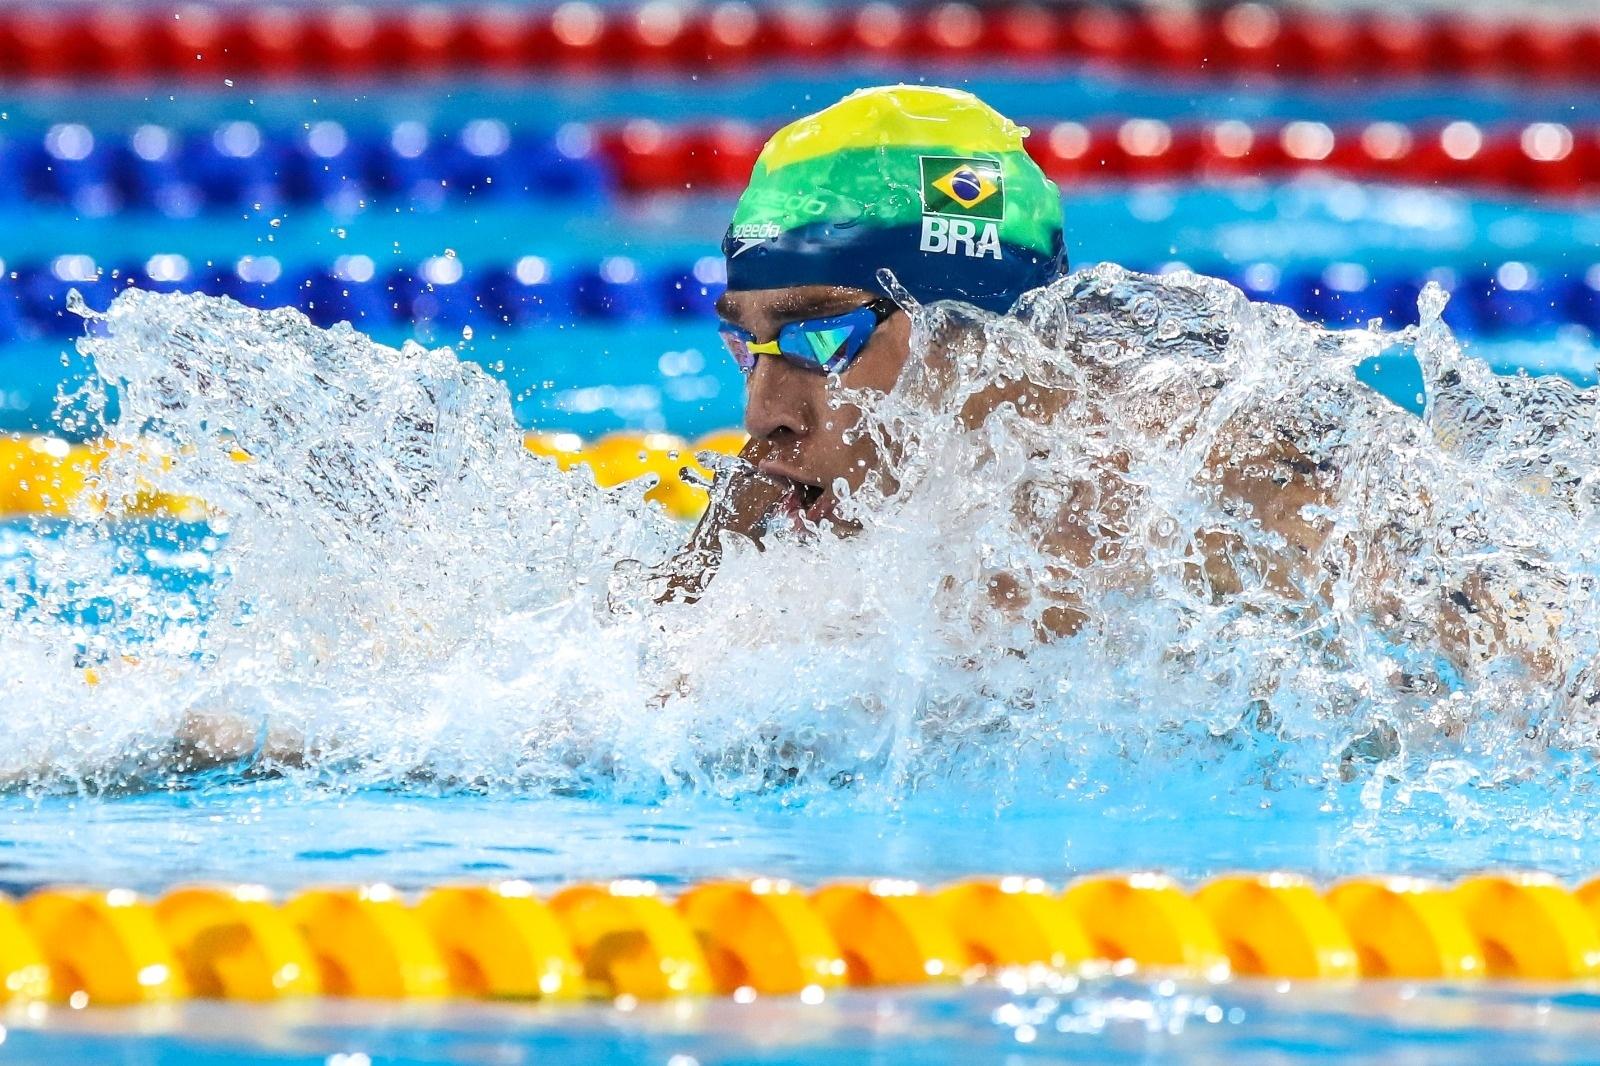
[919,155,1005,221]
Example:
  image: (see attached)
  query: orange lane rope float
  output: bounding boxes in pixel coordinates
[10,872,1600,1006]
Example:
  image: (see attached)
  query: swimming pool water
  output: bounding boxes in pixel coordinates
[9,978,1600,1065]
[4,776,1598,897]
[3,178,1596,437]
[5,519,1600,893]
[6,2,1600,1062]
[0,775,1594,1064]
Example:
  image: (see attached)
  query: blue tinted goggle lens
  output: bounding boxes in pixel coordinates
[719,300,893,375]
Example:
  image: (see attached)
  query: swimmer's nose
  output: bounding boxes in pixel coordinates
[743,355,810,444]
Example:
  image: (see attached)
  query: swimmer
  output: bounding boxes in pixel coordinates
[657,86,1331,629]
[662,85,1071,608]
[656,85,1565,697]
[125,87,1572,785]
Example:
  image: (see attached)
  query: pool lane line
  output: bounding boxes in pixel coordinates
[3,255,1596,343]
[7,117,1600,215]
[4,871,1600,1006]
[1,4,1597,88]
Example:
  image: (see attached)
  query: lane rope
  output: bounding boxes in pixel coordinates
[8,872,1600,1005]
[0,4,1596,86]
[3,116,1596,221]
[1,255,1594,344]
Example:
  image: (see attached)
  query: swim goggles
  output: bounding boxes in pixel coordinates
[718,297,898,375]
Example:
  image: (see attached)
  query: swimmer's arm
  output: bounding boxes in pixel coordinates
[0,712,308,794]
[1434,567,1566,684]
[1348,512,1567,690]
[174,711,309,772]
[992,453,1141,641]
[1194,431,1340,599]
[969,377,1136,639]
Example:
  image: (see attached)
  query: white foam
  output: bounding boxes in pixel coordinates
[5,269,1599,808]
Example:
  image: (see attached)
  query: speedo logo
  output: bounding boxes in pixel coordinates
[920,216,1002,259]
[727,222,782,258]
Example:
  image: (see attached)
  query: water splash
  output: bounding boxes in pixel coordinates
[4,270,1598,812]
[658,264,1600,804]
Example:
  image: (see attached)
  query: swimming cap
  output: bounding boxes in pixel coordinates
[722,85,1066,314]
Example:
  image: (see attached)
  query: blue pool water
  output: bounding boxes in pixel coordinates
[0,776,1596,897]
[6,7,1600,1064]
[11,980,1600,1064]
[0,778,1597,1063]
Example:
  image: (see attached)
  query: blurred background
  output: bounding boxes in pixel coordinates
[0,0,1596,454]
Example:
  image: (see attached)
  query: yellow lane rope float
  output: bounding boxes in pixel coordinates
[155,884,321,1000]
[526,428,747,519]
[0,430,749,522]
[10,872,1600,1006]
[0,435,207,521]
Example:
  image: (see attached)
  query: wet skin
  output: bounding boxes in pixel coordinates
[652,285,913,602]
[692,285,1091,541]
[723,284,912,529]
[663,283,1108,621]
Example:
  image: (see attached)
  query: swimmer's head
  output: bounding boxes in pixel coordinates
[721,84,1065,313]
[716,86,1064,528]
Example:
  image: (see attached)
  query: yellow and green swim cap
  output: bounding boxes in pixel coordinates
[722,85,1066,313]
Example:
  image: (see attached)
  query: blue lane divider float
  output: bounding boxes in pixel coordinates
[1230,260,1600,337]
[11,116,1600,217]
[1,120,612,216]
[0,254,1596,344]
[0,253,729,341]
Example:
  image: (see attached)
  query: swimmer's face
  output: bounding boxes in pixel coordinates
[717,284,910,528]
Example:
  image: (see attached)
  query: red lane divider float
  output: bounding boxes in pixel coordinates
[1,3,1597,85]
[597,119,1600,197]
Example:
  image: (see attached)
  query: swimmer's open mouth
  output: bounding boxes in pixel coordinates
[757,461,838,529]
[771,477,831,530]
